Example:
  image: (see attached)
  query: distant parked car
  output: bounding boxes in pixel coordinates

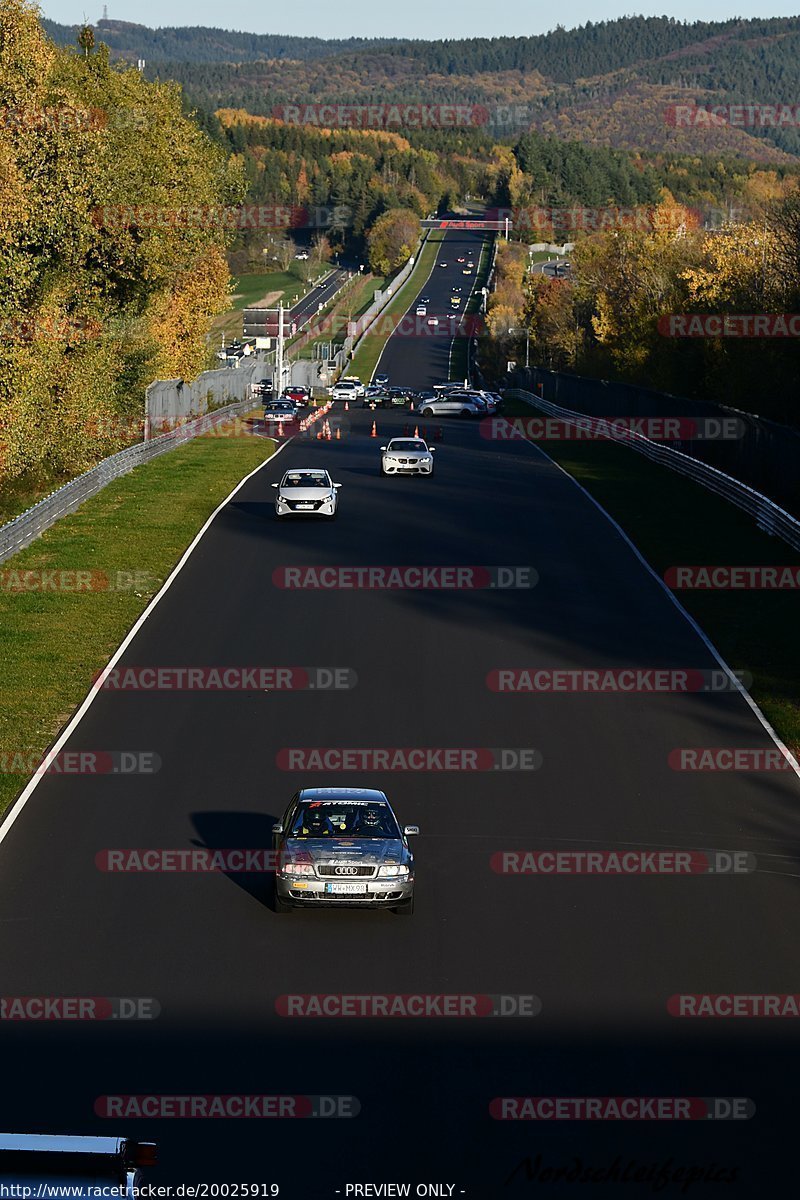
[252,378,273,396]
[340,376,365,397]
[331,380,360,400]
[373,372,389,386]
[417,392,485,418]
[283,385,310,406]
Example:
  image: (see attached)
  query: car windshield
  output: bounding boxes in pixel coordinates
[389,440,426,451]
[290,802,401,839]
[282,472,329,488]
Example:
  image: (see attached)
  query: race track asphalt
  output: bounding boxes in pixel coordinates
[0,235,798,1197]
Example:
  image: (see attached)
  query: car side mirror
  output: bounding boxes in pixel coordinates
[380,446,387,451]
[429,447,436,452]
[271,482,278,488]
[403,825,420,836]
[272,822,283,834]
[333,483,342,489]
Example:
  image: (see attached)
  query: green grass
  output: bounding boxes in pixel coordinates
[0,414,276,818]
[211,268,329,345]
[501,392,800,752]
[348,232,441,382]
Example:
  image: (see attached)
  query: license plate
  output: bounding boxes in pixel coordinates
[325,882,367,895]
[296,503,314,510]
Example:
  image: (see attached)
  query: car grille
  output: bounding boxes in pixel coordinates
[287,500,324,511]
[317,864,377,878]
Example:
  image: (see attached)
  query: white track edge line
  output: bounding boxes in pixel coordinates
[521,433,800,783]
[0,438,292,850]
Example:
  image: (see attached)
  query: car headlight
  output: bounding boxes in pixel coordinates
[378,864,410,878]
[282,862,315,877]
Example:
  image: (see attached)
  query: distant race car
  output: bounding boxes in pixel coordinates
[417,392,485,418]
[263,400,297,423]
[272,468,341,519]
[283,385,310,405]
[272,787,419,914]
[380,437,435,476]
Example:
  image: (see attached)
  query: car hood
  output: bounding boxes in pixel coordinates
[278,486,333,500]
[384,448,430,458]
[283,837,408,865]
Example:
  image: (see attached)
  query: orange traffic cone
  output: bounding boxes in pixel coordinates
[277,421,284,437]
[335,427,341,440]
[317,430,323,440]
[344,401,349,411]
[414,425,419,437]
[370,421,377,438]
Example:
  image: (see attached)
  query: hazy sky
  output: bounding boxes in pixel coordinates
[40,0,800,41]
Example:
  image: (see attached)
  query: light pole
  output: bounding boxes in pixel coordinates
[509,327,530,369]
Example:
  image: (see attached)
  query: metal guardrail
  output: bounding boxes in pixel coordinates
[0,398,256,566]
[507,389,800,554]
[343,234,428,361]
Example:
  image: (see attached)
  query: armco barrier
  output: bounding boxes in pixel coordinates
[506,389,800,554]
[0,398,258,566]
[342,234,427,360]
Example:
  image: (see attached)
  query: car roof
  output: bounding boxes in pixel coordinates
[299,787,387,802]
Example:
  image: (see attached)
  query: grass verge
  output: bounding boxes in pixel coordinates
[348,232,442,383]
[0,415,276,818]
[499,394,800,753]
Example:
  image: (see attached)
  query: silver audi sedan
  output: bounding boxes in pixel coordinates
[273,788,419,915]
[272,468,341,518]
[380,437,435,476]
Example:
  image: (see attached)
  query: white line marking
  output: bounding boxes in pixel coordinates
[520,432,800,783]
[0,440,292,851]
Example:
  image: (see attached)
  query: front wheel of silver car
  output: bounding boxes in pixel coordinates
[393,897,414,916]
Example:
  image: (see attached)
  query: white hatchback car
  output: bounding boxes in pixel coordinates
[380,438,435,476]
[272,468,341,518]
